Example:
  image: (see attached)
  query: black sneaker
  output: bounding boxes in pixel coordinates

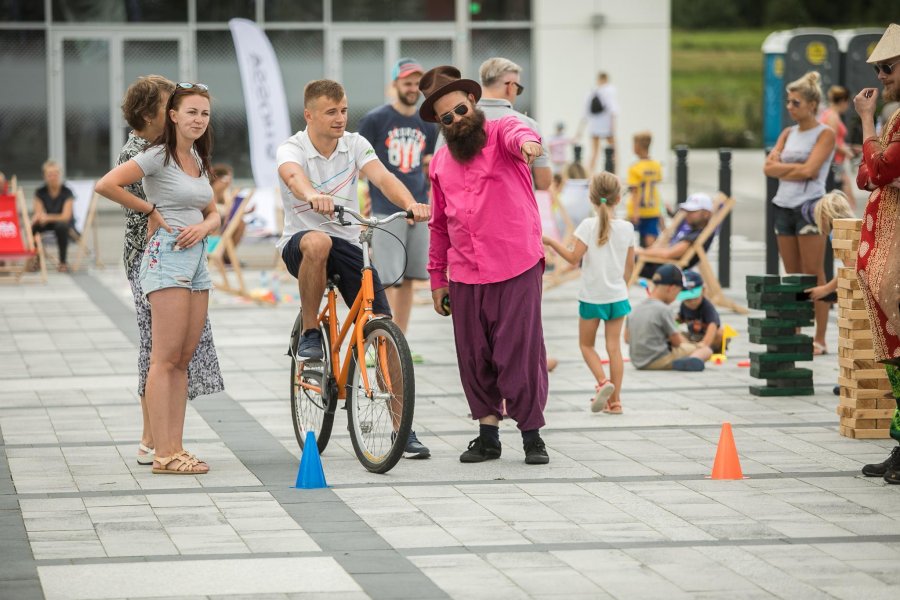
[523,435,549,465]
[886,465,900,485]
[861,446,900,477]
[459,436,501,463]
[297,329,323,361]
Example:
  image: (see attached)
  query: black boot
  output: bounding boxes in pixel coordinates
[861,445,900,477]
[523,434,549,465]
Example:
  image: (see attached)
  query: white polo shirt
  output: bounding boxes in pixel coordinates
[276,129,378,250]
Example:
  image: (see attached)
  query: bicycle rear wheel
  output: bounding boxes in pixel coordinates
[289,311,335,454]
[346,319,415,473]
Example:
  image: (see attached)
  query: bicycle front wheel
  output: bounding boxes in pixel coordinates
[346,319,415,474]
[289,312,335,454]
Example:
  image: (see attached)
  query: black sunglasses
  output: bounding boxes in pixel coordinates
[439,102,469,126]
[177,82,209,91]
[786,99,802,108]
[505,81,524,96]
[872,60,900,76]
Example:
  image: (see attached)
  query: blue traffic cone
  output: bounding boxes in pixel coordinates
[295,431,327,489]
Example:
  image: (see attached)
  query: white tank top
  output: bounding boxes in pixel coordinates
[772,123,834,209]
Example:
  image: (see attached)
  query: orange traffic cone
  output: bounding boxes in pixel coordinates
[710,422,745,480]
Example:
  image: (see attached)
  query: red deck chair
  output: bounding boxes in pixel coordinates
[0,190,48,283]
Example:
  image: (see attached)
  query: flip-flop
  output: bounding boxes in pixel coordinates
[813,342,828,356]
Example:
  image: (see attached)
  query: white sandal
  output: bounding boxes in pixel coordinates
[137,443,154,466]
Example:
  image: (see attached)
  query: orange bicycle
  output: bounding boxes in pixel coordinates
[289,206,415,474]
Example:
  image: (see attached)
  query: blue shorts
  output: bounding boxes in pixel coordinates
[637,217,660,239]
[139,229,212,297]
[579,299,632,321]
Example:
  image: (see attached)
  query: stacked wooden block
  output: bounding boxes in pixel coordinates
[831,218,892,439]
[746,274,815,396]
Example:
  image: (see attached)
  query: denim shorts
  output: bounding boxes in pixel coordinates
[579,299,632,321]
[773,204,821,236]
[139,229,212,297]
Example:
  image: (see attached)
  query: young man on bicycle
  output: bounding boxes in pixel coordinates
[277,79,431,457]
[419,66,551,465]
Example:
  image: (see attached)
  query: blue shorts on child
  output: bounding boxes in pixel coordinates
[139,229,212,297]
[579,299,631,321]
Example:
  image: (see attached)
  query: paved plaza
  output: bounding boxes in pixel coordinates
[2,151,899,599]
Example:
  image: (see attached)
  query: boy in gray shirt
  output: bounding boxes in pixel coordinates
[625,265,713,372]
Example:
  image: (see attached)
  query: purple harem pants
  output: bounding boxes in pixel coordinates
[448,260,548,431]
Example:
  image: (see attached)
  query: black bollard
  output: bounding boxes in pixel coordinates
[675,145,689,206]
[764,147,779,274]
[718,148,732,288]
[604,146,615,174]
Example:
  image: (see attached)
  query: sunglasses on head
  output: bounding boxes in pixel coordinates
[872,60,900,76]
[439,102,469,125]
[177,82,209,91]
[505,80,524,96]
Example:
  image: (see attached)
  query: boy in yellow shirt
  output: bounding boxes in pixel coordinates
[626,131,664,247]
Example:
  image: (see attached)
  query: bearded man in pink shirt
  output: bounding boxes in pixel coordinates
[419,66,550,465]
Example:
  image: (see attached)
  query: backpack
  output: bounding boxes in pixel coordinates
[590,92,605,115]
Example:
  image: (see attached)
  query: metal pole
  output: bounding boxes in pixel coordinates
[764,147,779,274]
[675,145,689,206]
[717,148,732,288]
[604,146,615,174]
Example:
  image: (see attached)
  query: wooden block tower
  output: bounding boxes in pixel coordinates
[831,218,892,439]
[746,274,816,396]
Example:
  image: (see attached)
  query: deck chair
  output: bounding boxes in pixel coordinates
[67,179,102,271]
[0,189,48,283]
[208,188,254,298]
[629,193,747,314]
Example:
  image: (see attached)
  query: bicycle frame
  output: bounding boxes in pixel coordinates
[301,214,394,401]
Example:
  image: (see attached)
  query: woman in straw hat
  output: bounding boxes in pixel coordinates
[855,23,900,484]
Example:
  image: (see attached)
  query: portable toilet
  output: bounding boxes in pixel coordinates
[762,29,840,147]
[835,27,884,139]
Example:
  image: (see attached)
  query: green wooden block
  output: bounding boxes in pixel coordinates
[750,350,813,363]
[781,274,818,286]
[748,318,804,330]
[748,333,811,345]
[751,366,813,380]
[750,360,794,377]
[750,302,812,313]
[749,385,815,397]
[748,328,795,341]
[766,343,812,356]
[765,377,814,388]
[747,291,807,304]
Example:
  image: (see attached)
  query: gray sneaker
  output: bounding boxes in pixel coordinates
[297,329,323,361]
[403,431,430,459]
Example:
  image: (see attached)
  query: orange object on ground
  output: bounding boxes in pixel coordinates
[710,422,745,480]
[737,360,750,367]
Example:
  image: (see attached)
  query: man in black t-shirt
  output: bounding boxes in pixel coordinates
[31,160,75,272]
[359,58,438,460]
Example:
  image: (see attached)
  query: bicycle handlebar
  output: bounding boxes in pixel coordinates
[333,205,412,227]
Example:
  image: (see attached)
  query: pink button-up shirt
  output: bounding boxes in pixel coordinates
[428,116,544,289]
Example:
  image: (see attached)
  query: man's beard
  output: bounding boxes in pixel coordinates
[883,81,899,103]
[397,91,418,107]
[442,108,487,162]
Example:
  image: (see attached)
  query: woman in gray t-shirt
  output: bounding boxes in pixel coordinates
[763,71,836,355]
[96,83,220,475]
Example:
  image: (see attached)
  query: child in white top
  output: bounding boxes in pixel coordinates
[543,171,635,413]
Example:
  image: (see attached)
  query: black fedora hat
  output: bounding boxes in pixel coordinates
[418,65,482,123]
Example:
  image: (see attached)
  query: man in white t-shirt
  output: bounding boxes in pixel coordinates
[276,79,430,363]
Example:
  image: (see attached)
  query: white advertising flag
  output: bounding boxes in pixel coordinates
[228,18,291,189]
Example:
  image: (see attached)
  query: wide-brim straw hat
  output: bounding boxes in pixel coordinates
[867,23,900,63]
[418,65,482,123]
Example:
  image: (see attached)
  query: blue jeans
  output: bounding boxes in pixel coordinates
[139,229,212,297]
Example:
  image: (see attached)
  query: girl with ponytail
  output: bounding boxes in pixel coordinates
[543,171,635,414]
